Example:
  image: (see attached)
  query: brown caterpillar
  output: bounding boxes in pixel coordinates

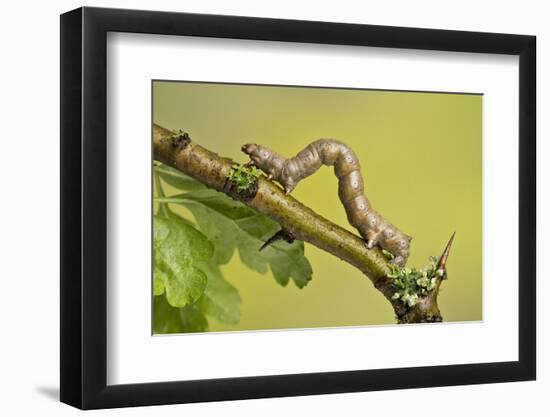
[242,140,412,266]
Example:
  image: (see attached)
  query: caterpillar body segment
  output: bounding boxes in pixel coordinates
[242,140,411,266]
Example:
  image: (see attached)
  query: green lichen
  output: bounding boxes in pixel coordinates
[227,164,263,191]
[388,256,440,307]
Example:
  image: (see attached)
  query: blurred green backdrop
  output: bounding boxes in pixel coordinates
[153,80,482,330]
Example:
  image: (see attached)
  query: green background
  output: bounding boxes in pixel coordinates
[153,80,482,331]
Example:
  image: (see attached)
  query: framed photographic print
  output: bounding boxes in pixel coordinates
[60,6,536,409]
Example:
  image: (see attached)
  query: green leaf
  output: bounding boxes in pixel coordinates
[154,215,213,307]
[196,262,241,324]
[153,263,240,334]
[179,304,209,333]
[153,295,208,334]
[154,162,206,191]
[167,189,313,288]
[153,272,165,296]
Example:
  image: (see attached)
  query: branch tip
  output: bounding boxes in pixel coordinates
[436,232,455,276]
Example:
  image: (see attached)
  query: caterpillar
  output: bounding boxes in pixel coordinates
[241,140,412,266]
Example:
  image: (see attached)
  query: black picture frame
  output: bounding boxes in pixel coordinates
[60,6,536,410]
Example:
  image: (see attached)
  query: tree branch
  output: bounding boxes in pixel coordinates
[153,123,451,323]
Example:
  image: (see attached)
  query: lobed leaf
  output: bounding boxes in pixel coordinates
[153,295,208,334]
[196,262,241,324]
[153,165,313,333]
[153,262,241,332]
[170,188,313,288]
[154,162,206,191]
[153,215,213,307]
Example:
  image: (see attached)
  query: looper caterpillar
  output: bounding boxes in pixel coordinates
[242,140,412,266]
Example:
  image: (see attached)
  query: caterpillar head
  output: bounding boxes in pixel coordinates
[241,143,284,177]
[242,143,269,164]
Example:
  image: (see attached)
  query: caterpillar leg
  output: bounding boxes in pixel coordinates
[365,230,381,249]
[389,244,409,267]
[392,256,406,267]
[283,180,296,195]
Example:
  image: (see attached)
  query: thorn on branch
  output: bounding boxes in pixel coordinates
[259,229,295,251]
[436,232,456,279]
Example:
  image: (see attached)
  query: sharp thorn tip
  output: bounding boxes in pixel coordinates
[437,232,456,273]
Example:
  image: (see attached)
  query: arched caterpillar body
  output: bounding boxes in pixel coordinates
[242,140,412,266]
